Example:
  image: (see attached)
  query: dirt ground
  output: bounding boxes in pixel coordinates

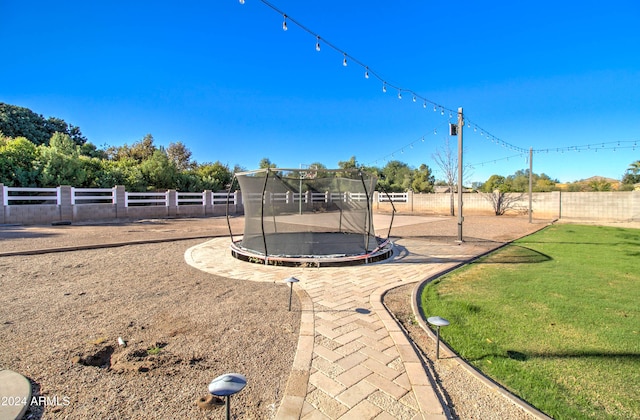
[0,217,299,419]
[1,215,636,419]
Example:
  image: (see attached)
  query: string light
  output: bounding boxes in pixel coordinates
[244,0,640,171]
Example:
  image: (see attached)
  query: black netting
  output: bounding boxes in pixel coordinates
[234,169,379,257]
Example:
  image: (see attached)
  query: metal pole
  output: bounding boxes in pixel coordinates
[529,147,533,223]
[435,326,441,360]
[225,395,231,420]
[288,282,293,311]
[457,107,464,242]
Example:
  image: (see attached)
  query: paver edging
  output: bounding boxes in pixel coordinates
[275,285,314,420]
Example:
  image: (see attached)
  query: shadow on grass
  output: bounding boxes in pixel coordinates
[470,349,640,362]
[475,245,552,264]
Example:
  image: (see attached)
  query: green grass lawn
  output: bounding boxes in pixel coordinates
[421,224,640,420]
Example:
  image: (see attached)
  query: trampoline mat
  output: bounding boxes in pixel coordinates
[240,232,380,257]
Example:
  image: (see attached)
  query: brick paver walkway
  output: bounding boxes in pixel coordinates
[185,228,507,420]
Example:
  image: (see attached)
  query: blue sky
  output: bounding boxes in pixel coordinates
[2,0,639,184]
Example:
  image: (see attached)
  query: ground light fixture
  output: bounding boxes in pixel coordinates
[284,276,300,311]
[427,316,450,360]
[208,373,247,420]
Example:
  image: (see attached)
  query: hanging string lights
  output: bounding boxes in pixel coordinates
[239,0,454,119]
[238,0,639,171]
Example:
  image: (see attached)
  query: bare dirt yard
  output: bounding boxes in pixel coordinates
[1,217,299,419]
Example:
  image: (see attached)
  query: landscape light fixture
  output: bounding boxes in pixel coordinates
[284,277,300,311]
[427,316,450,360]
[208,373,247,420]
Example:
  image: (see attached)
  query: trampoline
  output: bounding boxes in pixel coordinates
[227,168,394,267]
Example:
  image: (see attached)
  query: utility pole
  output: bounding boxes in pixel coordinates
[457,107,464,242]
[528,147,533,223]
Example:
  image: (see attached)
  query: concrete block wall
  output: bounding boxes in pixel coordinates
[3,204,61,225]
[374,191,639,221]
[73,204,117,221]
[559,191,638,221]
[2,183,637,225]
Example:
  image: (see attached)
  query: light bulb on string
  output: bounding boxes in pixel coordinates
[315,36,321,51]
[433,105,437,112]
[423,101,427,109]
[433,128,437,135]
[449,112,453,119]
[239,0,245,4]
[412,95,416,102]
[440,107,444,116]
[364,67,369,79]
[382,82,387,93]
[282,15,288,31]
[342,53,347,66]
[397,90,402,99]
[421,136,425,142]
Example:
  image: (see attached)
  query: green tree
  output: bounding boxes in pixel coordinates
[194,161,233,191]
[622,160,640,185]
[0,135,41,186]
[100,158,146,191]
[38,133,88,187]
[378,160,412,192]
[140,150,179,190]
[587,178,612,191]
[108,134,157,163]
[259,157,276,169]
[411,164,435,193]
[0,103,51,145]
[0,103,87,146]
[480,175,509,193]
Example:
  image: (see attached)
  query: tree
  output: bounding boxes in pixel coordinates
[259,157,276,169]
[479,174,525,215]
[480,175,509,193]
[481,190,526,215]
[411,164,435,193]
[140,150,179,190]
[108,134,157,163]
[378,160,412,192]
[0,135,41,187]
[0,103,51,145]
[622,160,640,185]
[38,134,88,187]
[431,136,471,215]
[194,162,233,191]
[0,103,87,146]
[587,178,612,191]
[167,141,193,171]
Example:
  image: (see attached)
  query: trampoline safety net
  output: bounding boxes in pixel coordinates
[233,168,379,258]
